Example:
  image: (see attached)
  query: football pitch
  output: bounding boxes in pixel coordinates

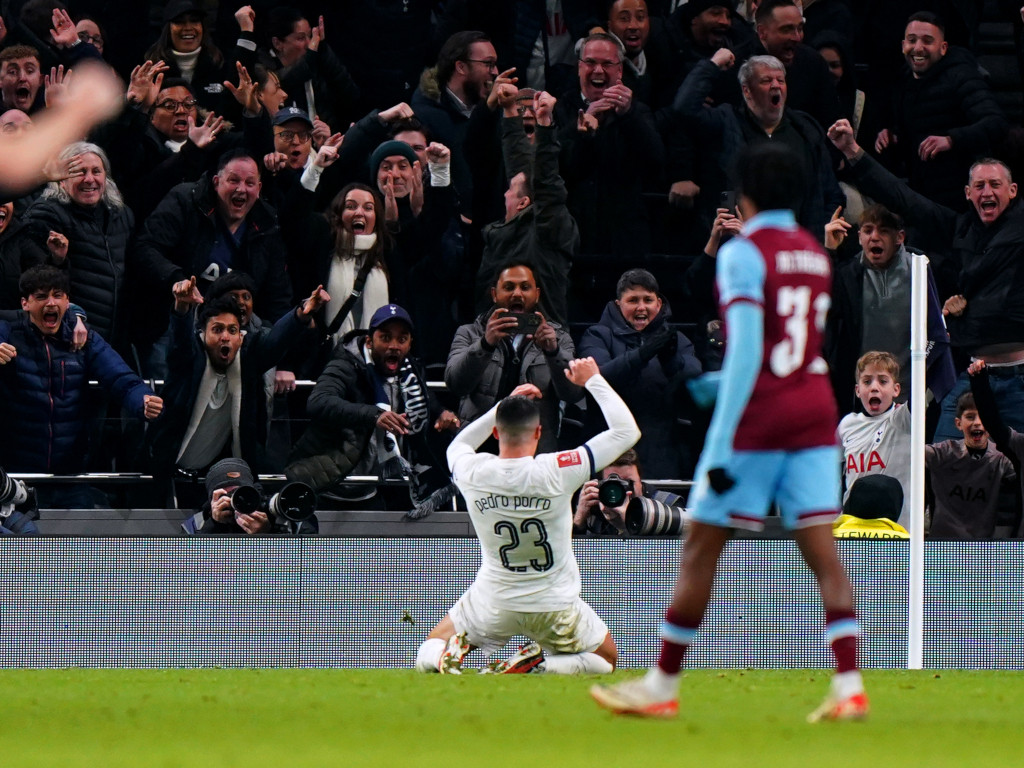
[0,668,1019,767]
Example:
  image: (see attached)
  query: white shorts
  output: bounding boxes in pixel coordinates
[449,583,609,657]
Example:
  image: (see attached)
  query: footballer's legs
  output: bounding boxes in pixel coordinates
[543,632,616,675]
[415,614,477,674]
[591,521,730,716]
[794,523,869,722]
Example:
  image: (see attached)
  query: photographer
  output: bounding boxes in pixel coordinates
[184,458,318,535]
[572,449,686,537]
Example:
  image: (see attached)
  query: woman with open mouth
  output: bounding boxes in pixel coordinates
[284,182,398,379]
[144,1,229,115]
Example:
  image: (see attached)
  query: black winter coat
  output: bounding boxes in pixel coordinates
[134,174,292,343]
[23,196,135,347]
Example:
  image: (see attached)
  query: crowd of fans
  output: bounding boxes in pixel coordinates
[0,0,1022,539]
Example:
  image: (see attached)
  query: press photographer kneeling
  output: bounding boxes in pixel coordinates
[572,450,687,537]
[184,458,319,535]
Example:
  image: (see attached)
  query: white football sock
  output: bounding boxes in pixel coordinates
[643,666,681,700]
[832,670,864,699]
[543,652,613,675]
[415,638,446,673]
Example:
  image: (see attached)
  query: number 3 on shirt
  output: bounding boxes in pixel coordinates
[494,518,553,572]
[770,285,830,377]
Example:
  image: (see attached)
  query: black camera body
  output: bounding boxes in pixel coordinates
[598,474,632,507]
[228,482,318,524]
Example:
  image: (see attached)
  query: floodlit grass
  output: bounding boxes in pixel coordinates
[0,669,1020,767]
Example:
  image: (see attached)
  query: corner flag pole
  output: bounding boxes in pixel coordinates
[908,253,927,669]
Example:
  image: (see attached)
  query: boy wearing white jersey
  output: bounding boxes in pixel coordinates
[839,351,912,525]
[415,357,641,675]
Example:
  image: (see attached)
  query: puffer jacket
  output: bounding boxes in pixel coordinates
[0,312,150,473]
[22,196,135,346]
[579,300,701,479]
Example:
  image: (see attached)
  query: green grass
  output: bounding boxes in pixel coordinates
[0,669,1019,767]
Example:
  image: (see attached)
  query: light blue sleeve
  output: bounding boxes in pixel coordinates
[699,239,766,468]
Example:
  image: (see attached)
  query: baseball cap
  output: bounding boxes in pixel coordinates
[368,304,414,332]
[272,106,313,128]
[205,458,256,498]
[163,1,205,24]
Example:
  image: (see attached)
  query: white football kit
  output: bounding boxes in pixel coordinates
[446,374,640,654]
[838,403,912,523]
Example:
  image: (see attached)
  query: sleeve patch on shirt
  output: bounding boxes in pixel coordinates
[556,450,582,468]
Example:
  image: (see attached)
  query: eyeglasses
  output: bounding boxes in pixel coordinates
[77,32,104,46]
[580,58,622,69]
[274,129,311,143]
[155,98,198,112]
[464,58,499,71]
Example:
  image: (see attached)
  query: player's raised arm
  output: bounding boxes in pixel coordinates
[567,357,641,471]
[699,238,765,486]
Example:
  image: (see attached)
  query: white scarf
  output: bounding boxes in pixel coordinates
[176,351,243,462]
[325,233,389,342]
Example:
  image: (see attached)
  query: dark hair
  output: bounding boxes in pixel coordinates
[859,204,903,232]
[215,148,257,174]
[616,268,659,298]
[492,259,538,287]
[74,15,109,54]
[436,30,490,86]
[326,183,393,273]
[907,11,945,36]
[956,391,977,418]
[205,270,257,302]
[607,448,641,470]
[157,77,195,96]
[755,0,798,25]
[20,265,69,299]
[267,6,305,46]
[198,295,242,329]
[388,116,432,144]
[144,11,223,67]
[735,143,805,214]
[495,395,540,440]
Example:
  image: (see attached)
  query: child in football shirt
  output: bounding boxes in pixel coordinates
[838,351,911,525]
[925,389,1016,539]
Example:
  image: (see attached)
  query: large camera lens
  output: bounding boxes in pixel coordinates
[598,474,631,507]
[269,482,317,522]
[229,484,262,515]
[625,497,687,536]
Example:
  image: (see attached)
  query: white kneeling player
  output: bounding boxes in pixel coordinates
[415,357,640,674]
